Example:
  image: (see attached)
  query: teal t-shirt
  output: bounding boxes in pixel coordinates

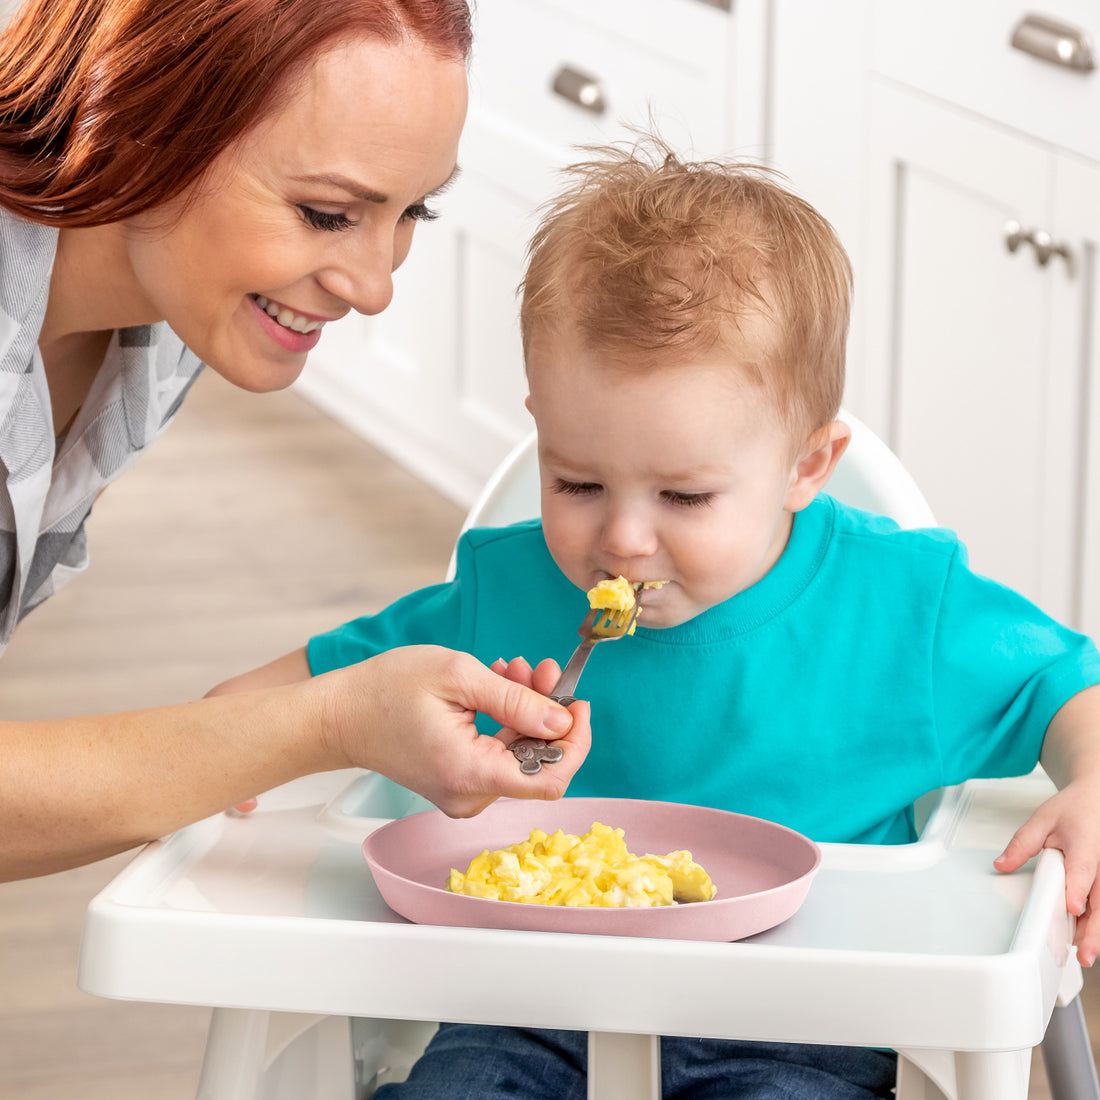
[308,496,1100,844]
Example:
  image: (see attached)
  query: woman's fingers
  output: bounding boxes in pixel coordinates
[319,646,589,818]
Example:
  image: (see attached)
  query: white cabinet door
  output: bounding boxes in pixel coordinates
[862,83,1084,624]
[1056,153,1100,640]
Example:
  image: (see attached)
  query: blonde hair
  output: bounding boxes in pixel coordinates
[519,135,852,434]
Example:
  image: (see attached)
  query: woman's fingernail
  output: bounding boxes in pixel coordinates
[544,707,572,733]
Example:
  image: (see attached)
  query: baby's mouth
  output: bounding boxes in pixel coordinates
[251,294,325,335]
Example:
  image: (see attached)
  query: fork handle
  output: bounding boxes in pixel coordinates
[549,639,595,707]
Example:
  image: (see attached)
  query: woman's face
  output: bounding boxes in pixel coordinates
[122,35,468,392]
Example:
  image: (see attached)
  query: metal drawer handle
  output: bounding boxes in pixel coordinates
[1004,219,1074,272]
[551,65,606,115]
[1010,13,1095,73]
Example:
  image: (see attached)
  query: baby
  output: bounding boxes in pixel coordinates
[212,136,1100,1098]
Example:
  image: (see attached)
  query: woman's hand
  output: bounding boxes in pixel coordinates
[312,645,590,818]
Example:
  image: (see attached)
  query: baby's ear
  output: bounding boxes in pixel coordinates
[785,420,851,512]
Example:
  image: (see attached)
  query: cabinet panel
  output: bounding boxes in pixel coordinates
[471,0,729,164]
[450,180,534,444]
[870,0,1100,163]
[863,85,1081,620]
[1055,153,1100,639]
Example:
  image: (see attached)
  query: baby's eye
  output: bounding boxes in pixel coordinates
[400,202,440,224]
[297,205,354,232]
[661,490,715,509]
[552,478,601,497]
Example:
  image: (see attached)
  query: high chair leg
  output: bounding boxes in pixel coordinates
[1041,997,1100,1100]
[196,1009,356,1100]
[197,1008,269,1100]
[586,1031,660,1100]
[896,1049,954,1099]
[953,1048,1031,1099]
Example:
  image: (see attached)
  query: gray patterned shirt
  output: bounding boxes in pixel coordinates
[0,208,204,652]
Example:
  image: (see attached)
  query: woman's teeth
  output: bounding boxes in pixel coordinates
[252,294,323,334]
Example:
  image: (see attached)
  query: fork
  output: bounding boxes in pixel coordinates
[508,600,642,774]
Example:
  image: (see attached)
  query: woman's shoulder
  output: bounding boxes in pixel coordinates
[0,207,58,342]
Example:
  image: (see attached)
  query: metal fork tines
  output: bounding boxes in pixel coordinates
[508,601,641,774]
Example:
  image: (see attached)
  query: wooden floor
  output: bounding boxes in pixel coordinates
[0,370,1097,1098]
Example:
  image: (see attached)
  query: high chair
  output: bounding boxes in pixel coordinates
[78,410,1100,1100]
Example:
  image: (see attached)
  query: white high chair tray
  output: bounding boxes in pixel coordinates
[79,768,1072,1056]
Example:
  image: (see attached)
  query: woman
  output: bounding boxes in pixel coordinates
[0,0,589,881]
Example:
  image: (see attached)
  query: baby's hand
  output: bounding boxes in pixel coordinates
[994,778,1100,966]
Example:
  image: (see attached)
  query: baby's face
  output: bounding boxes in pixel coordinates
[526,333,806,629]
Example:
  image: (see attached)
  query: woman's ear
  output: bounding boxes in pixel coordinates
[785,420,851,512]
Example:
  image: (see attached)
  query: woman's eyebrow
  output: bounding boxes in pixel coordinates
[290,165,462,204]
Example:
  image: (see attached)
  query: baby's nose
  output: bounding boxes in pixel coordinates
[600,508,658,559]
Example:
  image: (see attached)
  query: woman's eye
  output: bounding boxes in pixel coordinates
[552,479,601,497]
[400,202,440,224]
[297,205,354,232]
[662,491,715,509]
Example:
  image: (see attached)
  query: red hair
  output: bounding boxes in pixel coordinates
[0,0,471,226]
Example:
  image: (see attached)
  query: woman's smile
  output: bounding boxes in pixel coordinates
[249,294,331,353]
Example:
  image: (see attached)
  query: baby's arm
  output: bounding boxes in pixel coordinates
[994,682,1100,965]
[205,648,314,811]
[206,648,313,697]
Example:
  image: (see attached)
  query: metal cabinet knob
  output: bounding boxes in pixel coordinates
[1010,13,1095,73]
[1004,219,1074,272]
[1004,219,1029,253]
[551,65,607,115]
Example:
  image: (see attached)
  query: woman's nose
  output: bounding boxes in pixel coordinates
[317,233,397,317]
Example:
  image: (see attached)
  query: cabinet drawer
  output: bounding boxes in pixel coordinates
[870,1,1100,163]
[469,0,729,178]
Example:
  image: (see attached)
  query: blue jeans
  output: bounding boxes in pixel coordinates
[374,1023,898,1099]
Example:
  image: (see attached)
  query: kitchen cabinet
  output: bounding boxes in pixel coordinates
[862,84,1092,630]
[772,1,1100,637]
[296,0,766,505]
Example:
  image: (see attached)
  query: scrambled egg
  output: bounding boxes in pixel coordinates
[586,576,669,635]
[446,822,717,907]
[587,576,637,613]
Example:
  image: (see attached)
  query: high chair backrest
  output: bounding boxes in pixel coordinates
[454,408,936,560]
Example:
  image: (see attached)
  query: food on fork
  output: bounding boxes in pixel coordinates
[587,575,637,613]
[446,822,717,907]
[586,576,667,635]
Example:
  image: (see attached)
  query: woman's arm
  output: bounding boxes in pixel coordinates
[2,646,589,881]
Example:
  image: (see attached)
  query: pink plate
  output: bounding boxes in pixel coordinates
[362,797,820,942]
